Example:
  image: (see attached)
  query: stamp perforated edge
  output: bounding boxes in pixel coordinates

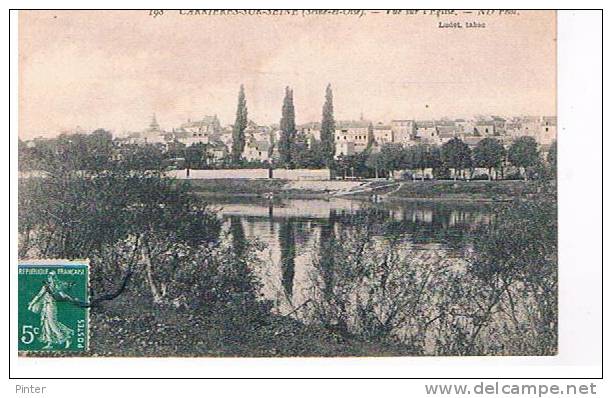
[18,259,91,353]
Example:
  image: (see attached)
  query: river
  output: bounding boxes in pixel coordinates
[209,197,499,318]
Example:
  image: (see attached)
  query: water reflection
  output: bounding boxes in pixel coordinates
[219,197,556,356]
[278,219,296,298]
[218,197,497,315]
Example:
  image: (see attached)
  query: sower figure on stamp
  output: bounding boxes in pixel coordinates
[27,271,75,349]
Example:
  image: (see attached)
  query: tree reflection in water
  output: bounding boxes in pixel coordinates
[278,219,296,299]
[220,198,556,356]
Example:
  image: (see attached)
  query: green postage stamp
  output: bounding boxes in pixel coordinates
[18,260,89,352]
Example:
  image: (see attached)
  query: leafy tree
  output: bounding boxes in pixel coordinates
[508,136,539,180]
[80,129,114,171]
[18,131,221,306]
[278,86,296,168]
[309,139,329,168]
[400,144,437,180]
[19,139,48,172]
[379,143,405,179]
[54,133,89,170]
[185,143,206,170]
[465,198,557,354]
[473,137,506,180]
[320,84,336,166]
[366,151,386,179]
[290,130,309,167]
[441,137,473,180]
[231,84,248,163]
[399,145,416,173]
[547,140,557,170]
[117,143,164,171]
[18,139,29,171]
[350,150,372,178]
[335,154,358,179]
[335,152,369,179]
[293,138,326,169]
[429,146,443,177]
[412,144,432,181]
[18,130,116,174]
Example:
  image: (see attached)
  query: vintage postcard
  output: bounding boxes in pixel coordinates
[17,10,557,357]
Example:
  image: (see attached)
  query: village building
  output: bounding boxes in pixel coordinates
[372,123,393,144]
[298,122,322,148]
[519,116,542,137]
[437,125,461,144]
[455,119,475,135]
[299,122,321,140]
[217,130,234,149]
[172,115,221,146]
[334,120,371,157]
[504,119,524,138]
[243,139,271,163]
[244,120,273,142]
[390,119,417,145]
[540,116,557,145]
[414,121,441,145]
[207,139,229,163]
[114,113,556,166]
[490,116,507,133]
[335,141,356,158]
[473,122,496,137]
[509,116,557,145]
[137,114,170,145]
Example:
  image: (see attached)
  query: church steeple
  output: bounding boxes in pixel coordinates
[149,113,160,131]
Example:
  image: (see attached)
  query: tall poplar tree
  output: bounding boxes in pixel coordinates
[278,86,296,168]
[320,84,336,165]
[231,84,248,163]
[367,122,375,147]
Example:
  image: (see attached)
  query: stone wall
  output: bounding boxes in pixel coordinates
[168,168,331,180]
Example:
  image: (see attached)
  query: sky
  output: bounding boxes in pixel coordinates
[19,10,556,139]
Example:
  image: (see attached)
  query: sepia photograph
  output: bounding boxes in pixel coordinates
[7,3,608,395]
[15,9,562,359]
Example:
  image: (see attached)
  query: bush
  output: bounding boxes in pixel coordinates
[504,172,523,180]
[400,171,415,181]
[433,167,451,179]
[302,199,557,356]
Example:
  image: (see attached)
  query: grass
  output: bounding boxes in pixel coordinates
[185,178,288,196]
[89,309,414,357]
[25,292,415,357]
[185,178,360,198]
[183,177,546,201]
[388,180,545,201]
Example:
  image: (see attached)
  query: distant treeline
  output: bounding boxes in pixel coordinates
[19,129,556,181]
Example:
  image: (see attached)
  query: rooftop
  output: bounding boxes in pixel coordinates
[336,120,371,129]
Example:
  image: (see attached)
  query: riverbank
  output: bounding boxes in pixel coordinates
[185,178,546,202]
[371,180,545,201]
[88,302,414,357]
[187,178,366,199]
[24,293,414,357]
